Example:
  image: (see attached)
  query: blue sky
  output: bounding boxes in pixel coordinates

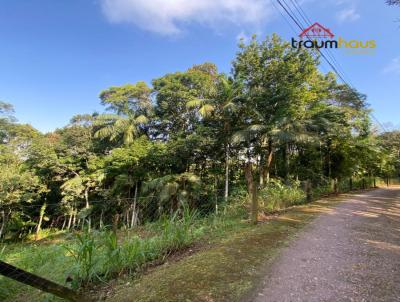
[0,0,399,132]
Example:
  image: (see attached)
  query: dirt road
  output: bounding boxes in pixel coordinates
[253,187,400,302]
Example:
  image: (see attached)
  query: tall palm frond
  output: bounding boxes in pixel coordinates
[186,98,215,117]
[94,112,149,145]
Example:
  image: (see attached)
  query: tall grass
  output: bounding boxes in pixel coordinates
[63,232,100,288]
[65,206,201,288]
[259,179,306,212]
[2,178,379,301]
[0,242,72,301]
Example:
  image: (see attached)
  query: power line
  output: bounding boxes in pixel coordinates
[279,0,354,87]
[371,113,389,132]
[289,1,387,132]
[276,0,348,84]
[271,0,298,37]
[275,0,388,132]
[289,0,309,25]
[282,0,340,75]
[288,0,355,88]
[271,0,329,74]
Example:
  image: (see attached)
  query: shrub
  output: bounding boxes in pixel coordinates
[65,207,201,286]
[259,179,306,212]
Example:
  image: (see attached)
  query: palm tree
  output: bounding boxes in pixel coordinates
[143,172,201,216]
[186,75,240,201]
[94,113,149,145]
[94,82,153,145]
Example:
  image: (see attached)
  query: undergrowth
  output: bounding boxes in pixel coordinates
[259,179,306,212]
[0,180,377,301]
[64,206,202,288]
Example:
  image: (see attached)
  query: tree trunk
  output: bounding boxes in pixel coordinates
[305,180,312,202]
[284,143,290,180]
[100,210,104,229]
[35,203,47,241]
[244,162,258,224]
[333,178,338,195]
[67,212,72,230]
[224,145,229,202]
[112,214,119,234]
[259,137,270,187]
[84,188,91,232]
[327,150,332,179]
[212,176,217,214]
[72,209,76,229]
[61,216,66,231]
[264,140,274,184]
[259,153,265,188]
[130,181,139,228]
[126,209,130,228]
[0,210,5,239]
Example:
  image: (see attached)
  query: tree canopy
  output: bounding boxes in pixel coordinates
[0,35,398,238]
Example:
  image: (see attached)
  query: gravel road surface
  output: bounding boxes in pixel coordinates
[253,187,400,302]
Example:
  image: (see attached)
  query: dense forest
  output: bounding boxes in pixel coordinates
[1,34,399,240]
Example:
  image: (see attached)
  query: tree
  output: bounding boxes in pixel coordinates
[104,137,153,227]
[186,74,240,201]
[0,32,394,237]
[153,63,218,138]
[378,131,400,179]
[0,145,47,238]
[233,34,321,183]
[0,101,16,144]
[95,82,153,145]
[143,172,201,216]
[387,0,400,5]
[230,34,323,221]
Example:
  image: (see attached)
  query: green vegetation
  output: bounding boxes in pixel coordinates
[107,197,343,302]
[1,192,341,302]
[259,179,306,212]
[0,204,247,301]
[0,240,72,301]
[64,208,200,288]
[1,34,400,300]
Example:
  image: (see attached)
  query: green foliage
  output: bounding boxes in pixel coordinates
[64,232,99,287]
[143,172,201,215]
[1,34,399,287]
[0,240,73,302]
[95,81,153,146]
[64,207,200,287]
[259,179,306,212]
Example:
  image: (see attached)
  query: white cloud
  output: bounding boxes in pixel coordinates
[100,0,273,35]
[336,7,360,23]
[383,57,400,75]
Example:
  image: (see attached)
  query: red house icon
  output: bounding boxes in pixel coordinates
[299,22,334,39]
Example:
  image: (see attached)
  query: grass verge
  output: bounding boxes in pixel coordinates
[0,191,350,302]
[103,196,343,302]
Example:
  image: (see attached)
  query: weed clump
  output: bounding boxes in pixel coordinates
[64,207,200,288]
[259,179,306,212]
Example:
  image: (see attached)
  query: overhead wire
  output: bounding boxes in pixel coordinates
[274,0,388,132]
